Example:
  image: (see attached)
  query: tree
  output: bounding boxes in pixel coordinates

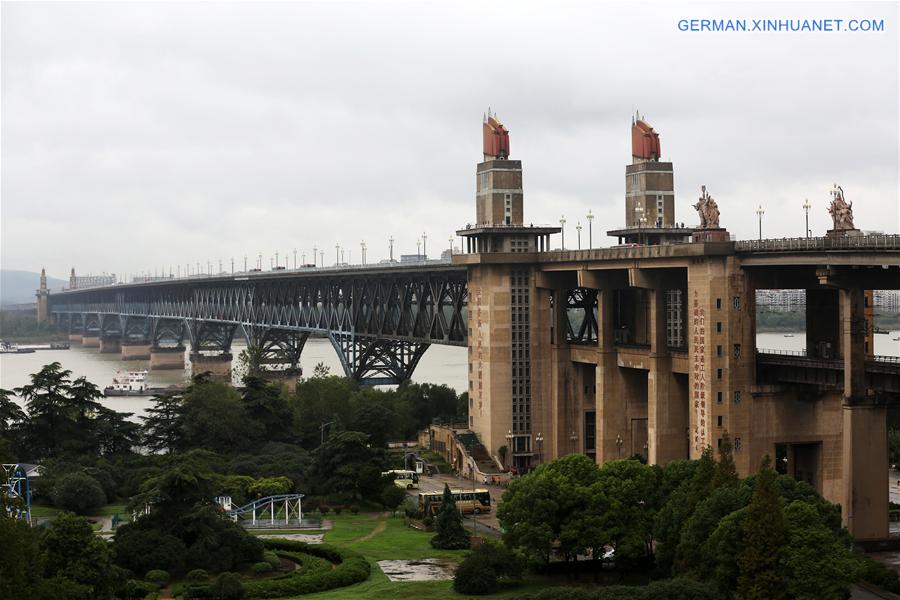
[42,512,121,599]
[179,380,260,451]
[93,407,140,455]
[247,476,293,498]
[308,431,382,498]
[735,456,786,600]
[381,484,407,515]
[0,513,46,599]
[15,362,72,457]
[453,540,524,595]
[291,376,356,448]
[0,387,26,434]
[593,459,658,565]
[312,362,331,378]
[712,431,738,489]
[50,472,107,515]
[431,484,470,549]
[240,376,293,443]
[140,393,183,454]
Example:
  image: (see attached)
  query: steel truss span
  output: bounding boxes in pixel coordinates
[49,267,468,385]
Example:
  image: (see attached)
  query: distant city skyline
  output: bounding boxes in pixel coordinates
[2,1,897,276]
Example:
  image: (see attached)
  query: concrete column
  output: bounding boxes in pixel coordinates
[69,333,83,343]
[596,288,626,463]
[82,334,100,348]
[121,342,152,360]
[190,353,233,382]
[647,287,686,464]
[842,404,888,540]
[150,346,186,370]
[99,336,122,354]
[840,287,867,401]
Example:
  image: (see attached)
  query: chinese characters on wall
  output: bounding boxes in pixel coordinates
[692,290,707,454]
[474,286,484,415]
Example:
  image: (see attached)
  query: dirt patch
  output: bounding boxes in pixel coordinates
[377,559,457,582]
[257,533,324,544]
[350,512,390,543]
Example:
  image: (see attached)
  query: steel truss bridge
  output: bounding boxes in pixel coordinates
[50,263,468,385]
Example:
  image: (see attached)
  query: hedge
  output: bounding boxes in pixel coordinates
[241,540,371,598]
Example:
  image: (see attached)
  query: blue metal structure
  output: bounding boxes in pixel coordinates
[216,494,317,529]
[2,464,32,523]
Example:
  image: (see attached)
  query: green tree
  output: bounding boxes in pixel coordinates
[15,362,72,457]
[0,513,46,599]
[179,380,260,451]
[453,540,524,595]
[431,484,470,549]
[50,471,107,515]
[0,387,26,434]
[712,431,739,489]
[240,376,293,442]
[140,393,183,453]
[42,512,121,599]
[381,484,407,515]
[291,376,356,447]
[735,456,786,600]
[309,430,382,498]
[93,406,140,455]
[593,459,657,565]
[247,476,293,498]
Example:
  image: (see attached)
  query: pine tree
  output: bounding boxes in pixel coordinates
[735,455,786,600]
[712,431,739,488]
[140,393,183,453]
[430,484,470,549]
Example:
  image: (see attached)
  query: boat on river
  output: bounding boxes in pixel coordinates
[0,341,36,354]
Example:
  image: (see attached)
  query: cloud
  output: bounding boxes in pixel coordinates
[2,0,897,278]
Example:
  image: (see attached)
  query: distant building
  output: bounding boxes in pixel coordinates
[756,289,806,312]
[68,270,117,289]
[874,290,900,313]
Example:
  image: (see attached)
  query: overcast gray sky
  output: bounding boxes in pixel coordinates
[2,0,898,280]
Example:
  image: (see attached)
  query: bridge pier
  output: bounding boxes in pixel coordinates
[150,346,186,370]
[121,341,152,360]
[81,334,100,348]
[842,404,889,540]
[69,333,83,343]
[190,353,233,382]
[99,335,122,354]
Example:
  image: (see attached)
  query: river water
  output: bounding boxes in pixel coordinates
[1,332,897,419]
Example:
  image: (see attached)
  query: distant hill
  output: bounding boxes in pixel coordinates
[1,270,67,305]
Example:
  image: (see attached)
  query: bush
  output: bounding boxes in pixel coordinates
[319,505,331,515]
[453,555,499,595]
[350,505,359,514]
[124,579,158,599]
[252,562,273,575]
[241,540,371,598]
[49,472,107,515]
[145,569,171,588]
[515,578,721,600]
[262,551,280,570]
[210,572,244,600]
[186,569,209,584]
[333,506,343,515]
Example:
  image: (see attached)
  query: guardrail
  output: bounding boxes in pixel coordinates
[736,234,900,252]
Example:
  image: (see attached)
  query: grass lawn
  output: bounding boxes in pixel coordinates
[96,503,127,516]
[29,504,64,518]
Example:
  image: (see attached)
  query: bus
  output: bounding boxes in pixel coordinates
[418,489,492,515]
[382,470,419,490]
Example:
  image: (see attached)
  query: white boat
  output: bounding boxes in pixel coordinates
[0,341,36,354]
[783,333,795,338]
[104,370,149,395]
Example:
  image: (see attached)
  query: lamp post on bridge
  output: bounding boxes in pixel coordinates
[448,236,454,256]
[361,241,367,265]
[389,237,394,262]
[803,198,812,239]
[244,255,248,272]
[756,205,765,240]
[559,215,566,249]
[576,222,582,250]
[230,258,234,274]
[312,246,317,268]
[422,232,427,260]
[319,251,324,266]
[416,239,421,260]
[586,210,594,248]
[293,248,297,269]
[335,244,340,266]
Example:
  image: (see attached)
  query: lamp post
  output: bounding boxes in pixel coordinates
[448,236,454,256]
[505,429,514,470]
[560,215,567,249]
[615,434,624,458]
[576,222,582,250]
[422,232,427,260]
[320,250,324,266]
[361,241,367,265]
[275,252,279,269]
[312,247,317,267]
[335,244,340,265]
[535,432,544,464]
[301,252,306,266]
[293,248,297,269]
[756,205,765,240]
[634,205,644,245]
[389,236,395,262]
[230,258,234,274]
[586,210,594,248]
[319,421,334,447]
[803,198,811,239]
[416,239,421,259]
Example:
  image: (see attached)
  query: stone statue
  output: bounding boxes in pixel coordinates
[693,185,720,229]
[828,184,855,230]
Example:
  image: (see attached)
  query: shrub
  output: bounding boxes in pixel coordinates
[319,505,331,515]
[186,569,209,584]
[49,472,107,515]
[145,569,171,588]
[124,579,158,599]
[252,562,273,575]
[350,505,359,514]
[453,555,499,595]
[333,506,343,515]
[262,551,281,570]
[210,572,244,600]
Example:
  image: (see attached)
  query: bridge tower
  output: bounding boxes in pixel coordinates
[36,268,49,323]
[457,113,560,472]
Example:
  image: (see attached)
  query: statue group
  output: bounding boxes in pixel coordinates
[693,185,720,229]
[828,184,856,231]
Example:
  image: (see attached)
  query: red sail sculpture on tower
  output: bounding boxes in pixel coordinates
[483,114,510,160]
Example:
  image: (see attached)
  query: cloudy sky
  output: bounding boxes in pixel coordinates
[2,1,897,280]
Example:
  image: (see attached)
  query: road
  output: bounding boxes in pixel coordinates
[410,472,507,534]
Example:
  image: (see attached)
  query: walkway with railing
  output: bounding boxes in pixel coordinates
[736,234,900,252]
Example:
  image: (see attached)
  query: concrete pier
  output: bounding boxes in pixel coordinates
[150,346,186,370]
[69,333,83,343]
[190,353,232,382]
[99,336,122,354]
[81,334,100,348]
[121,342,152,360]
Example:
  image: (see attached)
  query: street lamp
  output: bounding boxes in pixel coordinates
[389,237,395,262]
[312,246,317,267]
[505,429,514,470]
[448,236,454,256]
[535,432,544,463]
[422,232,428,260]
[576,222,582,250]
[586,210,594,248]
[756,205,765,240]
[361,241,367,265]
[335,244,340,265]
[615,434,624,458]
[802,198,812,239]
[560,215,567,249]
[416,239,422,259]
[293,248,297,269]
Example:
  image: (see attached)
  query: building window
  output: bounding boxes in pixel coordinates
[734,437,742,451]
[717,438,722,448]
[717,345,723,357]
[632,174,639,187]
[734,390,742,404]
[716,298,722,309]
[716,322,723,333]
[733,296,741,310]
[717,368,723,380]
[733,344,742,359]
[717,415,723,427]
[717,391,723,403]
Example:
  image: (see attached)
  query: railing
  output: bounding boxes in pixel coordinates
[736,234,900,252]
[758,349,900,365]
[758,348,807,357]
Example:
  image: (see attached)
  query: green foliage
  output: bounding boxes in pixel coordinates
[247,476,293,498]
[262,551,281,570]
[240,540,371,598]
[210,572,244,599]
[712,432,738,489]
[239,376,294,442]
[42,512,121,599]
[380,483,407,514]
[179,380,261,452]
[140,393,183,454]
[49,471,107,514]
[674,485,747,578]
[308,430,384,499]
[252,561,273,574]
[453,540,524,595]
[516,578,722,599]
[430,484,470,550]
[0,514,46,599]
[186,568,210,584]
[735,456,786,600]
[145,569,170,588]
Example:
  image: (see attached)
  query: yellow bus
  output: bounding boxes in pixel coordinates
[418,489,491,515]
[382,469,420,490]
